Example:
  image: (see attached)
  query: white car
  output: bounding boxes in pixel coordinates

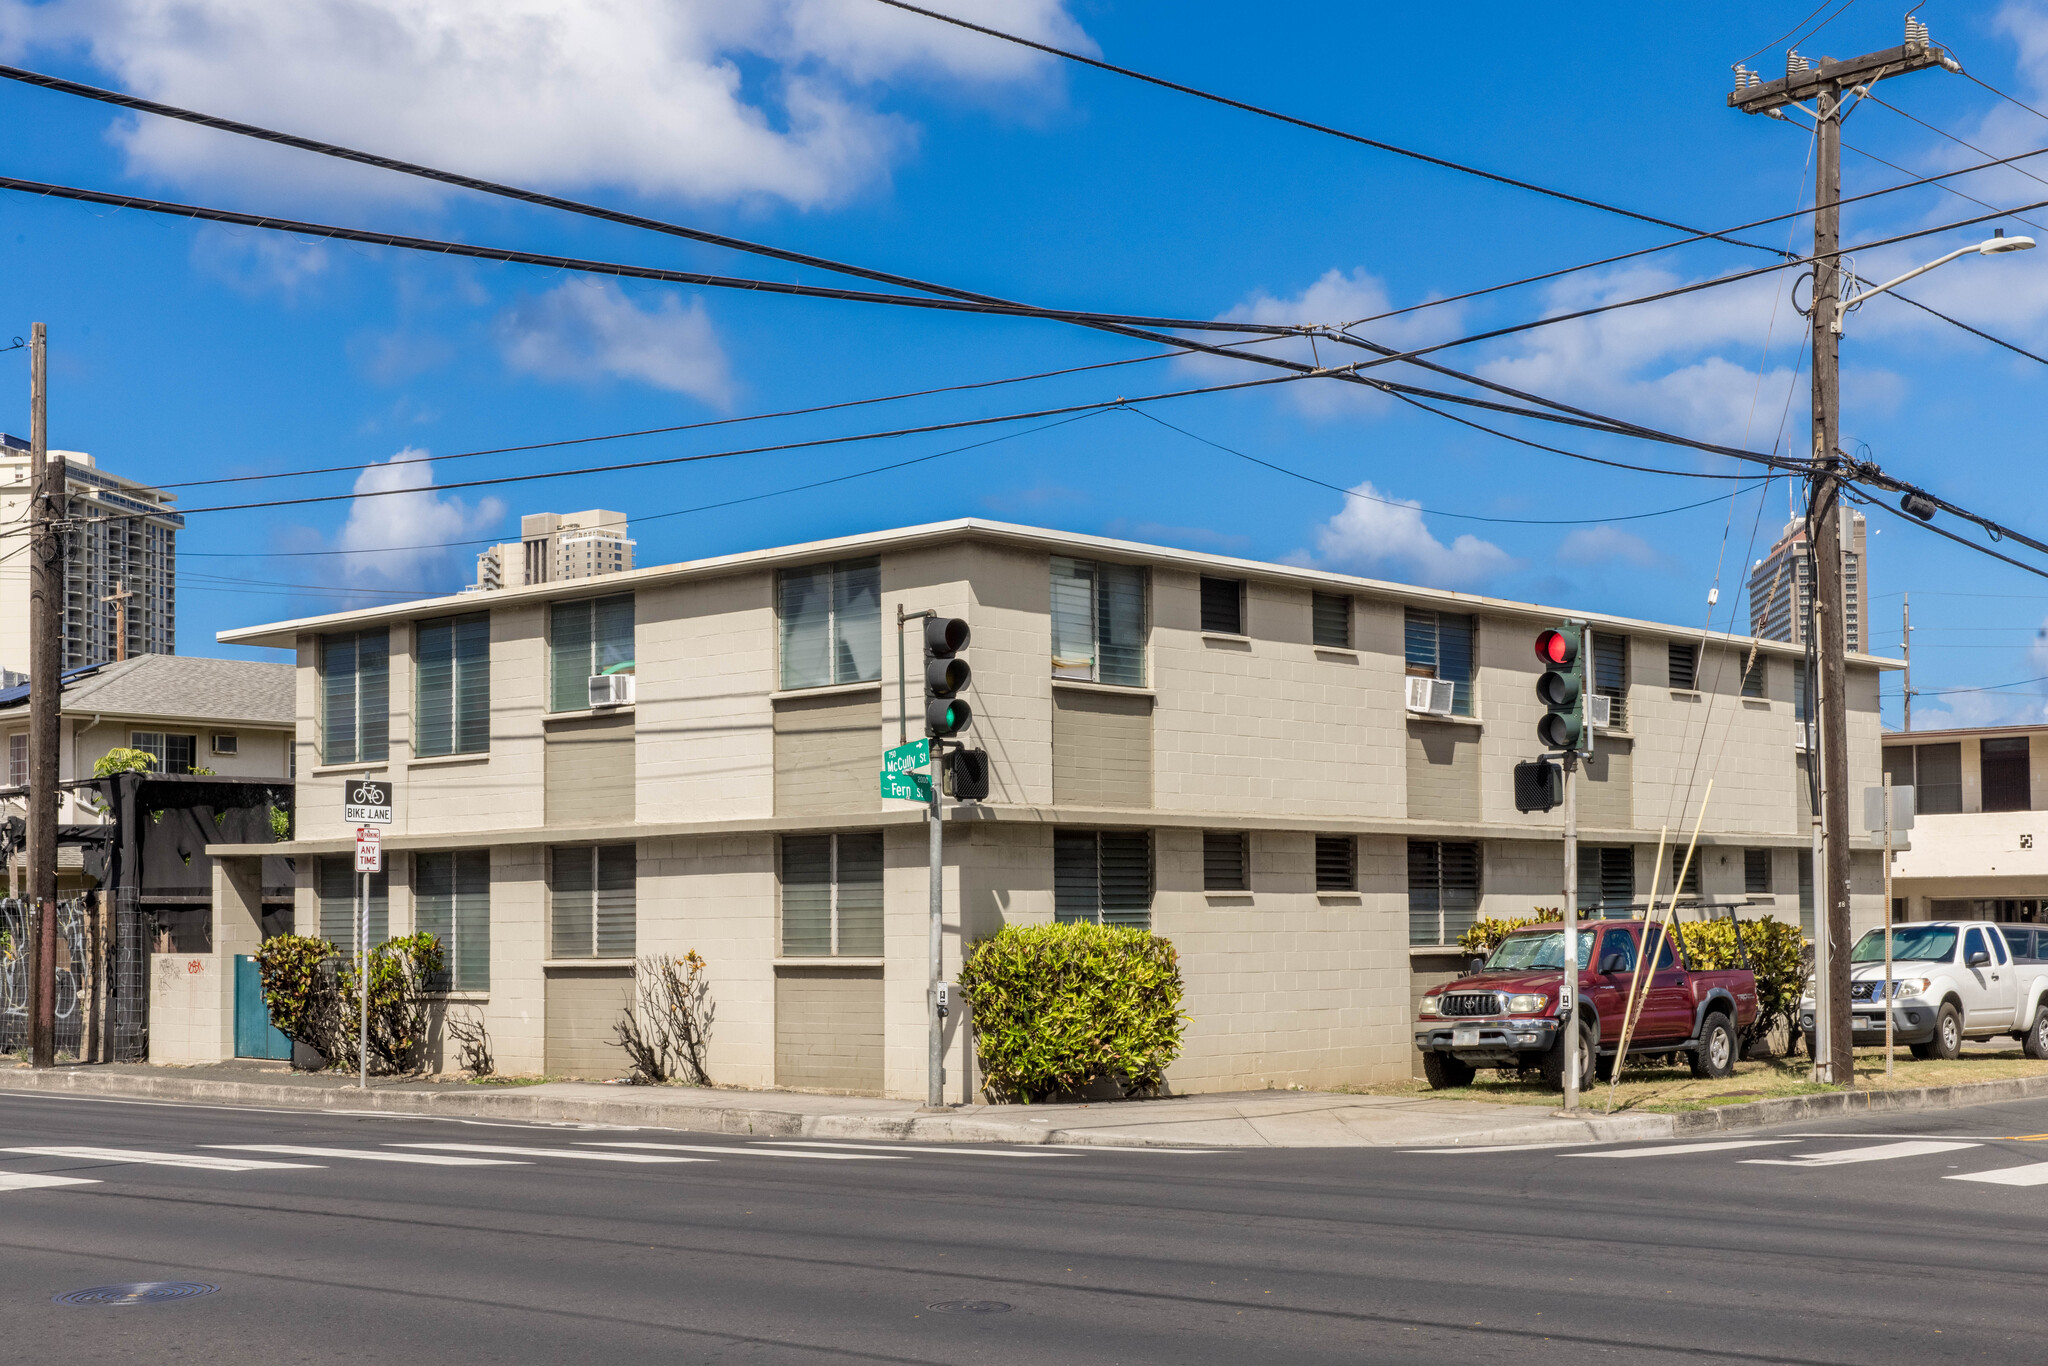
[1799,920,2048,1060]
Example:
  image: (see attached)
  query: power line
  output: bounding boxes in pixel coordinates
[157,346,1188,491]
[868,0,1786,252]
[66,373,1314,520]
[1124,406,1773,526]
[0,175,1297,340]
[1852,486,2048,581]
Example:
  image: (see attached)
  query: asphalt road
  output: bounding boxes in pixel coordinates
[3,1090,2046,1364]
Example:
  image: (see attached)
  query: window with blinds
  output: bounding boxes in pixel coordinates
[1667,845,1703,896]
[1792,659,1810,723]
[1797,849,1814,936]
[1315,835,1355,892]
[778,558,880,690]
[551,845,636,958]
[415,850,491,991]
[1576,846,1634,916]
[317,856,388,945]
[1668,641,1698,691]
[6,733,23,788]
[130,731,198,774]
[1982,737,2031,813]
[1054,829,1152,928]
[1199,576,1244,635]
[1050,557,1147,686]
[1740,651,1765,698]
[779,831,884,956]
[1911,742,1962,814]
[416,613,490,757]
[1311,592,1351,649]
[1202,831,1247,892]
[549,594,635,713]
[1592,632,1628,728]
[320,629,390,763]
[1403,608,1475,716]
[1744,848,1772,895]
[1408,839,1479,946]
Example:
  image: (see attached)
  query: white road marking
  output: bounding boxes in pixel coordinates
[1565,1140,1799,1159]
[1,1146,320,1171]
[1403,1143,1589,1154]
[756,1141,1079,1158]
[389,1143,711,1163]
[580,1143,905,1161]
[0,1171,100,1192]
[1948,1163,2048,1187]
[1743,1140,1981,1167]
[207,1146,530,1166]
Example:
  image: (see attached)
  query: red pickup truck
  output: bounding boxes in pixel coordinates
[1413,919,1760,1090]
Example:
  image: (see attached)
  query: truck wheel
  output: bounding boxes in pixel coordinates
[1909,1041,1935,1061]
[1689,1012,1737,1079]
[1930,1002,1964,1060]
[2024,1006,2048,1061]
[1421,1052,1475,1090]
[1538,1022,1593,1091]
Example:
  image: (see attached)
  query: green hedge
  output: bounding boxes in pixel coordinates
[957,922,1187,1104]
[255,932,444,1073]
[1674,915,1805,1050]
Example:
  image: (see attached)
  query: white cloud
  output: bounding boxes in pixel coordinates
[1557,525,1664,569]
[335,449,504,589]
[1306,480,1515,589]
[1183,267,1467,417]
[189,227,329,297]
[497,280,733,403]
[0,0,1082,207]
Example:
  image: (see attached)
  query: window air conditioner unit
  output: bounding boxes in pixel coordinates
[211,733,238,756]
[1404,676,1455,717]
[1586,695,1613,729]
[589,673,636,708]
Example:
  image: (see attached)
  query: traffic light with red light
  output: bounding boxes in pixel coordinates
[1534,622,1590,754]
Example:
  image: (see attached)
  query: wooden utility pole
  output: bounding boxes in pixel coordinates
[1731,25,1956,1082]
[26,321,58,1069]
[102,580,132,662]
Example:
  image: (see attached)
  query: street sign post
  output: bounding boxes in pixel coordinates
[354,826,382,874]
[341,778,393,1093]
[880,769,934,802]
[883,738,930,775]
[344,778,393,826]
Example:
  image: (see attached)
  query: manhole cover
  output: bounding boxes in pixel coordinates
[54,1282,220,1307]
[928,1300,1011,1314]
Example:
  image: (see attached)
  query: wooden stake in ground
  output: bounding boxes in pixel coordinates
[1607,782,1714,1110]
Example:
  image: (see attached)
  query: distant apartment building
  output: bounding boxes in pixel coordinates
[473,510,634,591]
[0,435,181,680]
[1886,724,2048,927]
[210,520,1901,1094]
[1748,507,1867,653]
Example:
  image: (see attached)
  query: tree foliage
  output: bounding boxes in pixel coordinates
[958,922,1187,1104]
[1675,915,1805,1049]
[92,747,156,777]
[1458,907,1563,959]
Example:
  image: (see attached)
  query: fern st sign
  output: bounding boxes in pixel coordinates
[343,778,393,825]
[881,769,933,802]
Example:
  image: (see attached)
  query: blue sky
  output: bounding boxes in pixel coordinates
[4,1,2048,727]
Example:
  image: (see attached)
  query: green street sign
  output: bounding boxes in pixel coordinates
[880,769,933,802]
[883,738,930,775]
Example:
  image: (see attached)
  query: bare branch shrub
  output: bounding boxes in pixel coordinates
[614,951,714,1085]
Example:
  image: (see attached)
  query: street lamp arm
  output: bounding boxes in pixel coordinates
[1841,246,1978,309]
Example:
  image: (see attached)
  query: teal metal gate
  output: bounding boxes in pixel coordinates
[233,954,291,1060]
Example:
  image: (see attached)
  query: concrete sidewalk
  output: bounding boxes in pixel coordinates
[8,1062,2047,1147]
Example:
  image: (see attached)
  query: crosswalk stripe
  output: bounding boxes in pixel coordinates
[1403,1142,1585,1154]
[389,1143,712,1164]
[1567,1140,1799,1159]
[0,1171,100,1192]
[1,1146,320,1171]
[1947,1163,2048,1187]
[580,1143,906,1161]
[757,1141,1077,1158]
[1743,1140,1981,1168]
[207,1146,530,1166]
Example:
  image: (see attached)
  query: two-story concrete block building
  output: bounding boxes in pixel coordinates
[209,520,1897,1097]
[1886,723,2048,925]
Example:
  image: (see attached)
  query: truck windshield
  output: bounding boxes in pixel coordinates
[1488,931,1595,971]
[1849,926,1957,963]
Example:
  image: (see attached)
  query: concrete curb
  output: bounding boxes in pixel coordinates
[5,1068,2047,1147]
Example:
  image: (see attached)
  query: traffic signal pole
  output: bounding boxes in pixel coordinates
[1561,752,1580,1114]
[1730,28,1955,1082]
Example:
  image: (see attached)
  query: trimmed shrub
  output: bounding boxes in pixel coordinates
[958,922,1186,1104]
[1458,907,1562,959]
[1675,915,1805,1050]
[254,934,341,1062]
[255,931,444,1074]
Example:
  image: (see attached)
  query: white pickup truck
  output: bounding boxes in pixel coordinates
[1799,920,2048,1060]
